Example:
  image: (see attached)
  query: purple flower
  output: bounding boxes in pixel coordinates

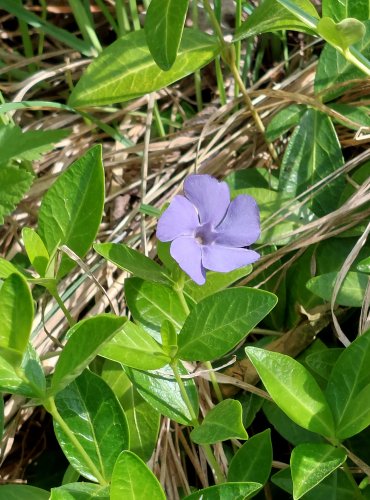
[156,174,260,285]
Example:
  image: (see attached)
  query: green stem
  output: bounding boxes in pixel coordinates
[47,284,76,328]
[234,0,242,98]
[44,397,108,485]
[204,361,223,402]
[344,47,370,76]
[192,0,203,111]
[174,273,190,315]
[171,360,226,484]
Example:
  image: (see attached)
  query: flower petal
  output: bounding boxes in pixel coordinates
[157,195,200,242]
[170,236,206,285]
[184,174,230,226]
[202,244,260,273]
[214,195,260,247]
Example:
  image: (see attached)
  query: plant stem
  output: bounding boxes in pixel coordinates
[47,284,76,328]
[44,397,107,485]
[204,361,223,402]
[174,273,190,315]
[171,360,226,484]
[234,0,242,98]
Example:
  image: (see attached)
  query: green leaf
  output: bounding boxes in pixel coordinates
[51,314,126,394]
[23,343,46,396]
[0,165,33,225]
[22,228,49,277]
[266,104,306,142]
[245,347,335,437]
[323,0,370,22]
[325,329,370,439]
[177,288,277,361]
[0,485,49,500]
[0,258,26,279]
[54,370,129,482]
[305,348,343,381]
[275,0,319,29]
[228,429,272,485]
[183,482,263,500]
[125,363,199,425]
[358,256,370,273]
[99,320,171,370]
[50,483,109,500]
[125,278,187,339]
[38,145,104,278]
[101,360,160,462]
[110,451,165,500]
[235,0,318,41]
[317,17,366,50]
[0,273,33,366]
[0,125,69,163]
[68,29,220,106]
[184,265,252,302]
[226,167,279,191]
[315,21,370,97]
[145,0,189,70]
[0,396,3,441]
[330,103,370,130]
[264,401,324,445]
[306,271,368,307]
[190,400,248,444]
[94,242,168,283]
[279,109,344,216]
[291,443,346,499]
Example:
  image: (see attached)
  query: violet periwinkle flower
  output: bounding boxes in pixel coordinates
[156,174,261,285]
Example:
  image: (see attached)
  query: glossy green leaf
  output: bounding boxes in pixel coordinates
[279,109,344,216]
[263,401,324,445]
[22,227,49,277]
[0,485,49,500]
[191,400,248,444]
[306,271,368,307]
[0,165,33,225]
[358,255,370,273]
[291,443,346,499]
[145,0,189,70]
[125,363,199,425]
[305,349,343,381]
[226,167,279,191]
[330,103,370,130]
[125,278,187,338]
[54,369,129,482]
[228,429,272,485]
[51,314,126,394]
[50,483,109,500]
[38,145,104,278]
[160,319,178,358]
[69,29,220,107]
[0,273,33,366]
[110,451,165,500]
[22,343,46,396]
[184,482,262,500]
[0,258,26,279]
[276,0,319,29]
[325,329,370,439]
[265,104,306,142]
[184,265,252,302]
[99,320,170,370]
[177,288,277,361]
[315,21,370,96]
[323,0,370,22]
[272,467,354,499]
[101,360,160,461]
[235,0,317,41]
[245,347,335,437]
[94,242,168,283]
[0,124,69,164]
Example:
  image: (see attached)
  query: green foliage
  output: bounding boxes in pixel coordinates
[54,370,129,482]
[177,288,277,361]
[0,165,33,225]
[0,485,49,500]
[50,483,109,500]
[323,0,370,22]
[68,29,220,106]
[183,483,262,500]
[306,271,368,307]
[145,0,189,70]
[22,228,49,277]
[38,145,105,278]
[190,400,248,444]
[110,451,165,500]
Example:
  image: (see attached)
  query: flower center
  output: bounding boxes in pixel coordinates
[195,223,216,246]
